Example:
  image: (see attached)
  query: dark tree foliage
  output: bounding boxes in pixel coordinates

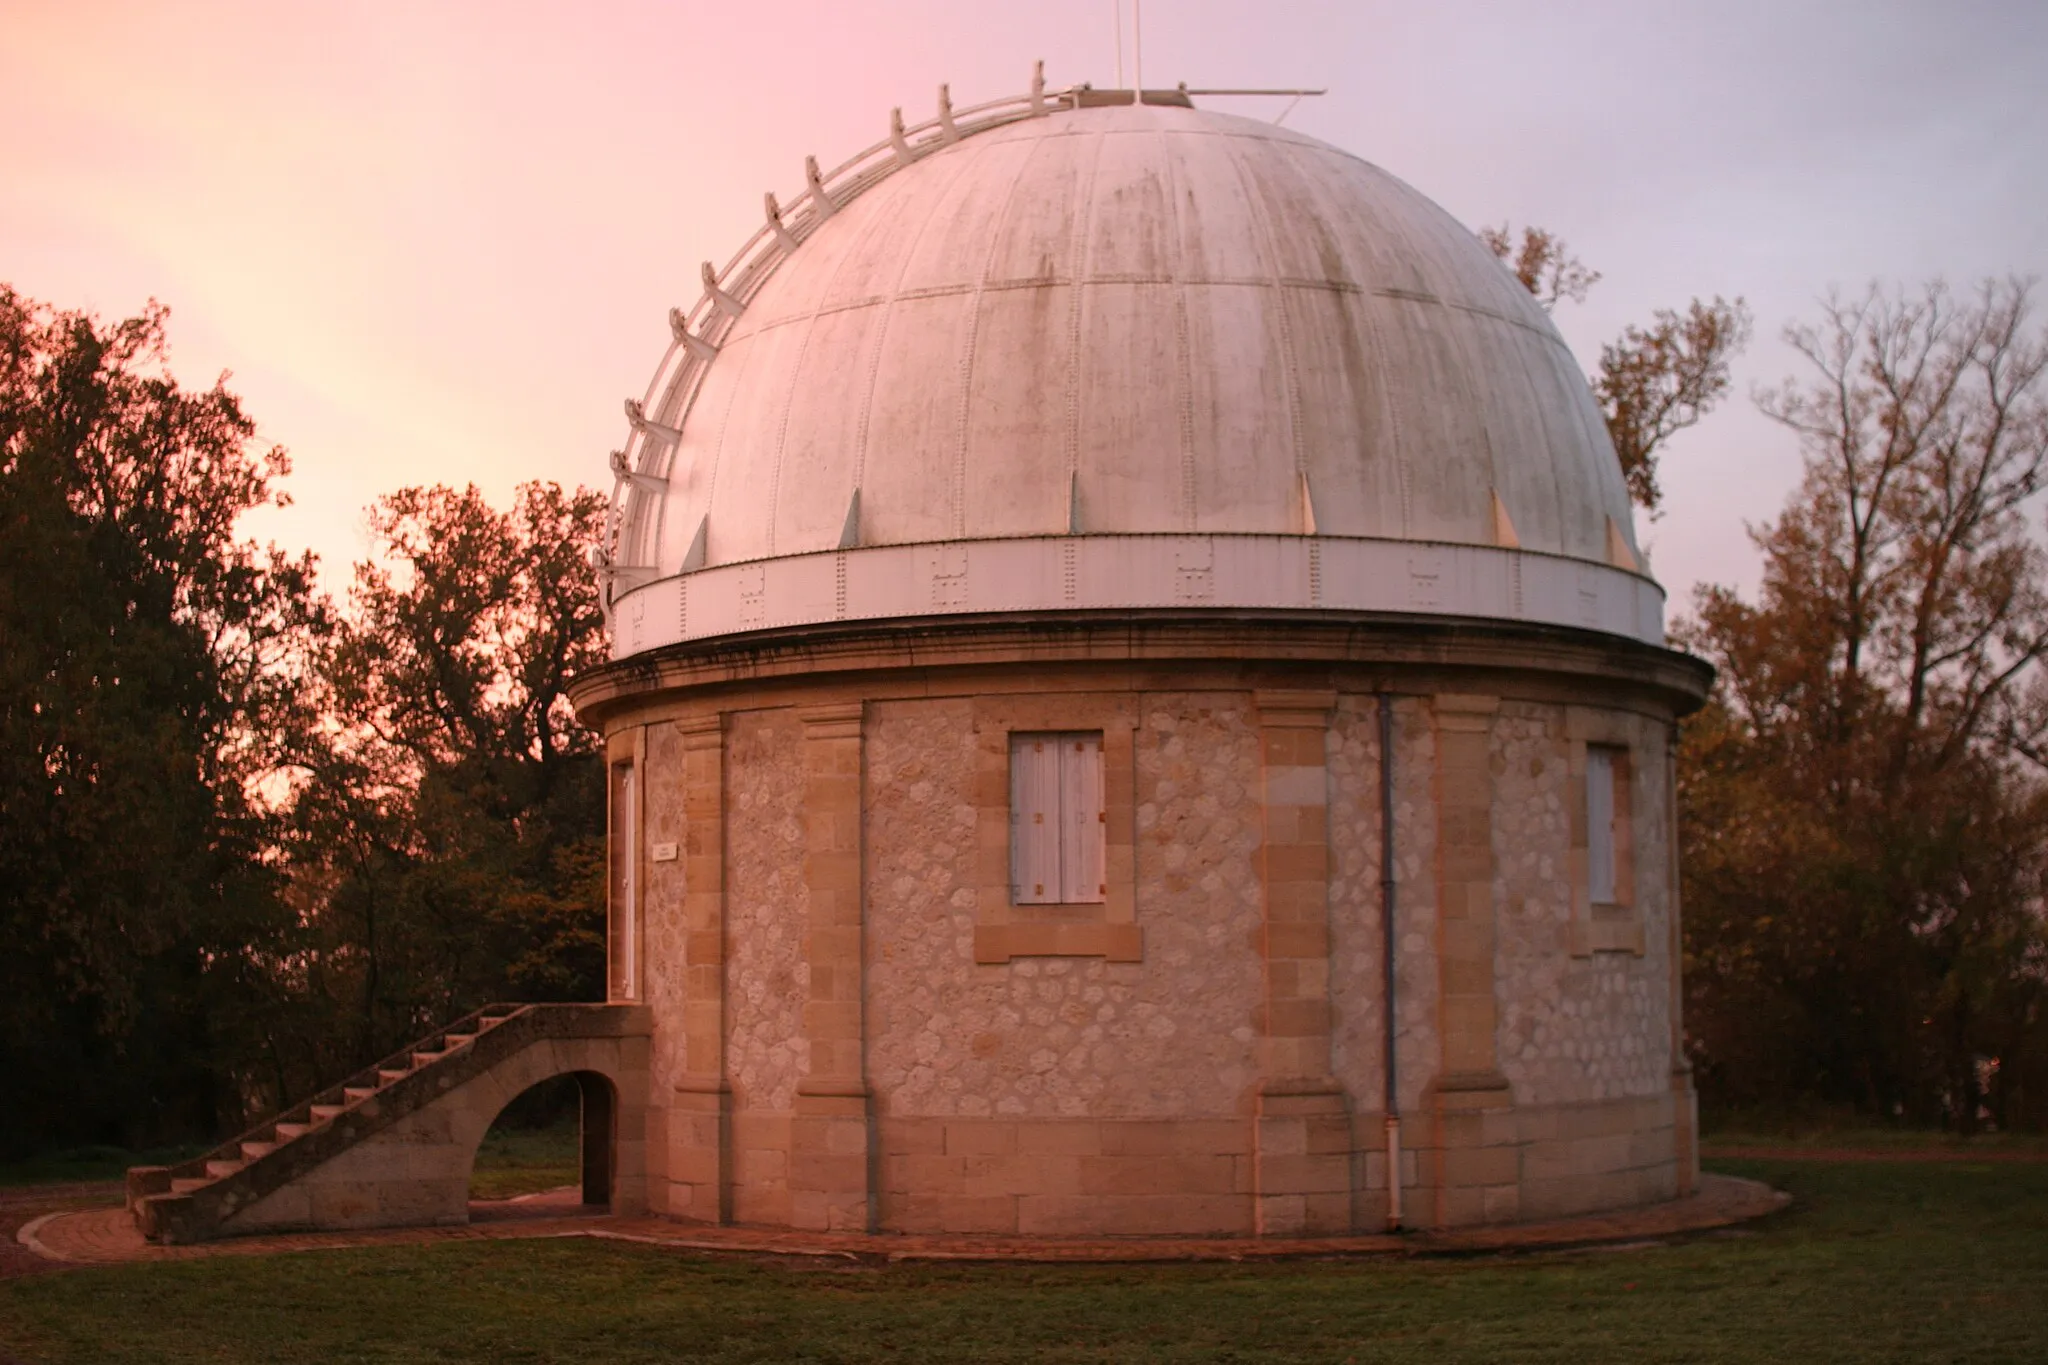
[1596,298,1752,512]
[1681,280,2048,1130]
[267,482,611,1097]
[1482,224,1751,514]
[0,289,324,1153]
[0,288,613,1152]
[1478,223,1602,311]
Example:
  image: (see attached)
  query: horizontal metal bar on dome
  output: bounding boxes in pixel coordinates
[604,534,1668,660]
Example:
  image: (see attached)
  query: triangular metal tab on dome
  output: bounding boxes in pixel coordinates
[1606,516,1640,572]
[1298,472,1318,536]
[1490,489,1521,549]
[679,515,709,573]
[838,489,861,550]
[1067,472,1082,535]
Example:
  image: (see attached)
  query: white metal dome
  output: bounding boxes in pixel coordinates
[599,83,1662,659]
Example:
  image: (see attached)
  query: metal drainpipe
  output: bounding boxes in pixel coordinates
[1378,692,1403,1231]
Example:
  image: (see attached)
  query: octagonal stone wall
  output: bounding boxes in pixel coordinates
[583,618,1707,1236]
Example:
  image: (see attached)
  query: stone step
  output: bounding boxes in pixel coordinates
[411,1051,443,1067]
[170,1177,210,1194]
[376,1068,410,1085]
[275,1122,313,1139]
[204,1159,243,1180]
[442,1033,476,1048]
[312,1102,347,1119]
[239,1141,276,1160]
[342,1087,376,1104]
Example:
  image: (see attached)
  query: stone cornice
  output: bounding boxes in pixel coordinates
[568,610,1713,730]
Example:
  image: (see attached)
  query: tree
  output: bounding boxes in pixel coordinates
[1478,223,1601,310]
[1597,299,1752,512]
[0,286,615,1151]
[0,287,325,1151]
[1483,225,1751,513]
[280,481,611,1082]
[1680,279,2048,1129]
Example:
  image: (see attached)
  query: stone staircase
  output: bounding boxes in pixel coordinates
[126,1002,650,1244]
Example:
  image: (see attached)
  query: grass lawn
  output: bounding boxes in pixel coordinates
[0,1124,580,1202]
[0,1145,207,1188]
[1,1157,2043,1364]
[1703,1126,2048,1156]
[468,1117,581,1200]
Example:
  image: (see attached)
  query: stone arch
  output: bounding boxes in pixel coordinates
[467,1069,619,1208]
[441,1034,648,1215]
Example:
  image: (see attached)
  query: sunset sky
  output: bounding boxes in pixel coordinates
[5,0,2046,610]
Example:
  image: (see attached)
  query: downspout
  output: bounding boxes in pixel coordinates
[1378,692,1403,1231]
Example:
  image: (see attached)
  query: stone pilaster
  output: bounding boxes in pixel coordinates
[1427,693,1518,1227]
[1664,724,1698,1196]
[1252,690,1351,1236]
[669,714,730,1223]
[790,702,873,1232]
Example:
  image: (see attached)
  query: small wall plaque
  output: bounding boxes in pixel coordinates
[651,842,679,863]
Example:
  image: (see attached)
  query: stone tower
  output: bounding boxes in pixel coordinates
[572,80,1712,1237]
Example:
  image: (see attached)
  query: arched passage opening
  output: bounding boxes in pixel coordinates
[468,1070,618,1210]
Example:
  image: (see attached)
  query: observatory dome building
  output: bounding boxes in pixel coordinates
[570,80,1713,1237]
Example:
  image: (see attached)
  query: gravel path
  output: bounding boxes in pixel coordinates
[0,1184,121,1283]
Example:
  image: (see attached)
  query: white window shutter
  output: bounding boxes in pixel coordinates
[1586,748,1616,904]
[1059,734,1106,903]
[1011,734,1062,903]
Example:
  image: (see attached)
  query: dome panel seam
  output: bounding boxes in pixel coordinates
[1216,125,1309,511]
[1162,127,1197,531]
[954,132,1045,541]
[1064,129,1108,502]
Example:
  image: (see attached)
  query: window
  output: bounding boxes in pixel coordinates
[1566,713,1642,956]
[1010,731,1106,904]
[1586,745,1618,905]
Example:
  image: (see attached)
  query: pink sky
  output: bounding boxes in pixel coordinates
[5,0,2046,610]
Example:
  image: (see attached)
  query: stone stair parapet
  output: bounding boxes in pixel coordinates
[129,1002,650,1245]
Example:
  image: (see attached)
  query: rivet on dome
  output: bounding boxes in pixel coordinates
[764,192,800,252]
[804,156,836,220]
[667,309,719,364]
[609,448,667,494]
[889,108,916,168]
[701,262,745,319]
[623,398,682,445]
[936,83,959,142]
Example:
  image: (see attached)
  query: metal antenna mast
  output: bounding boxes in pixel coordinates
[1133,0,1143,89]
[1113,0,1124,88]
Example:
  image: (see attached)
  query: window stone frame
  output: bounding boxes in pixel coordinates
[971,694,1139,963]
[1564,706,1644,957]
